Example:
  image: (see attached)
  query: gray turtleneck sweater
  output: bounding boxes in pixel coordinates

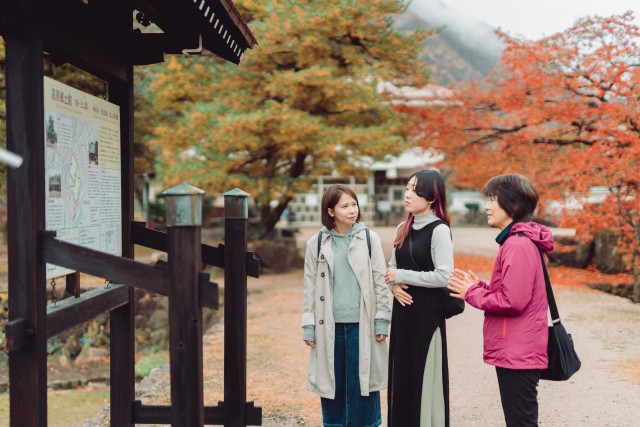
[388,211,454,288]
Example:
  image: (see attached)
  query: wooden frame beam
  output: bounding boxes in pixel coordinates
[132,401,262,425]
[41,232,169,296]
[46,284,129,338]
[131,221,260,277]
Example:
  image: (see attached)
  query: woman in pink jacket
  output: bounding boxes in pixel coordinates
[448,174,553,427]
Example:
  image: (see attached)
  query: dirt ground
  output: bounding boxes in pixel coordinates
[83,226,640,426]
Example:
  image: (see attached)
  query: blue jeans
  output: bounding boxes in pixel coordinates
[321,323,381,427]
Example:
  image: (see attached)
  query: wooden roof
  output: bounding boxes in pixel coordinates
[134,0,258,64]
[2,0,259,73]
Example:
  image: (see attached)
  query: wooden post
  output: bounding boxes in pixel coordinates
[223,189,250,427]
[5,1,48,425]
[108,64,137,427]
[65,272,81,298]
[163,184,206,426]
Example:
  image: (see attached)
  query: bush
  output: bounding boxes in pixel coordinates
[135,351,168,380]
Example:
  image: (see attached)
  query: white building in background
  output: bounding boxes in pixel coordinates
[286,81,482,227]
[287,147,443,227]
[377,81,457,107]
[449,191,486,213]
[546,186,611,216]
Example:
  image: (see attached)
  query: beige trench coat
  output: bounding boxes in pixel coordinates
[301,228,391,398]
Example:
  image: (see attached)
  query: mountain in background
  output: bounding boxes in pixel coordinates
[395,0,504,85]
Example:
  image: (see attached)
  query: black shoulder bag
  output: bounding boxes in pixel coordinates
[408,231,465,319]
[536,247,582,381]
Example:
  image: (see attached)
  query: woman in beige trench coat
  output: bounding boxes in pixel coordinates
[301,184,391,427]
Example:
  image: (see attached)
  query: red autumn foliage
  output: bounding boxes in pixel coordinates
[402,12,640,301]
[454,254,633,289]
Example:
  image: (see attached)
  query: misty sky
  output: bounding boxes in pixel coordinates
[409,0,638,39]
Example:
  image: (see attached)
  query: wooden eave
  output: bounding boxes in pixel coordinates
[134,0,258,64]
[1,0,258,72]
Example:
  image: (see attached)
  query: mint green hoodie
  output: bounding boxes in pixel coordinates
[303,223,389,341]
[326,222,366,323]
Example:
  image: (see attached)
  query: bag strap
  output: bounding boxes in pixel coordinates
[515,232,561,323]
[366,228,371,258]
[537,247,561,323]
[317,228,371,258]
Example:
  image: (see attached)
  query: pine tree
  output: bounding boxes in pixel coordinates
[147,0,430,237]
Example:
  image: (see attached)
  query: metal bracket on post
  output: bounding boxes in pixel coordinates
[4,318,32,352]
[163,183,204,227]
[223,188,250,220]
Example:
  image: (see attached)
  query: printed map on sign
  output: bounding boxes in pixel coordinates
[44,77,122,279]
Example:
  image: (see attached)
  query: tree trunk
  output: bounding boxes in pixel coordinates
[257,197,292,239]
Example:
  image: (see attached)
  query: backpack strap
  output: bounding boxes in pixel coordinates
[365,228,371,258]
[317,228,371,258]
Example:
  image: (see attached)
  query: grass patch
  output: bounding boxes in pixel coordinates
[0,386,109,426]
[135,350,169,380]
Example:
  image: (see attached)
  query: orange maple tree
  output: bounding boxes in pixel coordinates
[400,12,640,302]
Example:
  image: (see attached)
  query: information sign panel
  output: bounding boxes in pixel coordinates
[44,77,122,278]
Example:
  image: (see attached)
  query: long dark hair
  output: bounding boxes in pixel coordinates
[394,169,450,248]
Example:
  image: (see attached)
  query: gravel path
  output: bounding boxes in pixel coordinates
[84,226,640,426]
[263,227,640,426]
[447,286,640,426]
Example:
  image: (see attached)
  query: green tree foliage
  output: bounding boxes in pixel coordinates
[147,0,430,237]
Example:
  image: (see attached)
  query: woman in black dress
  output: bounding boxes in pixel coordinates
[384,169,455,427]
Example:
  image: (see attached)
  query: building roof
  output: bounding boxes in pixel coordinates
[134,0,258,64]
[377,81,456,107]
[369,147,443,179]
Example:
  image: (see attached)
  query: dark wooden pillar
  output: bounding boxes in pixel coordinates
[223,189,250,427]
[108,67,136,426]
[165,185,205,426]
[4,1,47,425]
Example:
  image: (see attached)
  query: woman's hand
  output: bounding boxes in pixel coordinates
[392,283,413,306]
[376,334,387,342]
[448,268,479,299]
[304,340,316,348]
[384,268,397,285]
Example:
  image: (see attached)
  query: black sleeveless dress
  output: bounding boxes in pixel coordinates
[388,220,450,427]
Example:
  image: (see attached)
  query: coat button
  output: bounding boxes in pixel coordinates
[320,272,325,277]
[320,296,325,301]
[319,320,324,325]
[320,255,324,260]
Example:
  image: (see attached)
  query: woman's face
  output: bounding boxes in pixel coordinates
[485,196,512,230]
[405,176,432,216]
[328,193,359,232]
